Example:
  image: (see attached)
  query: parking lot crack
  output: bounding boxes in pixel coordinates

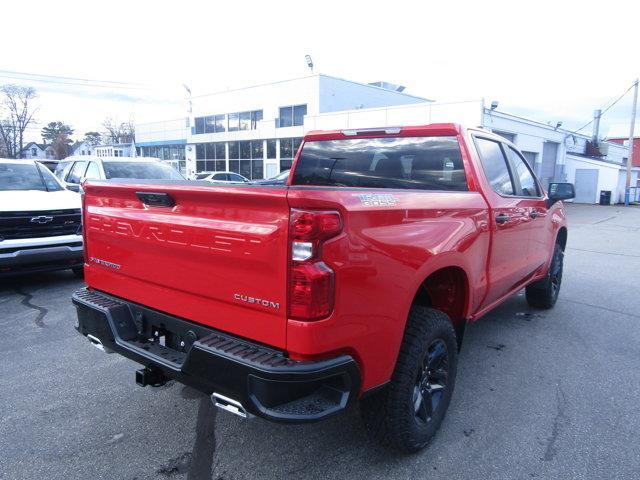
[562,298,640,320]
[543,383,568,461]
[188,395,217,479]
[567,247,640,258]
[14,288,47,328]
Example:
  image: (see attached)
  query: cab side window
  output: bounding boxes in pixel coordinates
[84,161,101,180]
[67,161,88,184]
[56,161,73,180]
[505,147,540,197]
[475,137,514,196]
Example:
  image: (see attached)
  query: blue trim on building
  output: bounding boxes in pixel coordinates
[137,139,186,146]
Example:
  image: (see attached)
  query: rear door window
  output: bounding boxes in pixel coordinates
[474,138,514,196]
[56,161,74,180]
[292,136,467,191]
[84,161,101,180]
[67,161,88,184]
[505,147,540,197]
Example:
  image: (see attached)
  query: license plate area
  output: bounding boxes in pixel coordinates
[119,304,218,368]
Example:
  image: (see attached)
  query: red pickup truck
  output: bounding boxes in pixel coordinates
[73,124,574,452]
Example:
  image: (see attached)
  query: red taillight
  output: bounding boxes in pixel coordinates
[290,263,335,319]
[289,209,342,321]
[290,210,341,241]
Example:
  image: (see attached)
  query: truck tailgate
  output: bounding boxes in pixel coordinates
[82,181,289,348]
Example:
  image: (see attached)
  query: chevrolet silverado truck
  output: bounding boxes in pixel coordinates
[72,124,574,452]
[1,159,83,277]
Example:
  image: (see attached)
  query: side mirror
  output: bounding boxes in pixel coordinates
[547,182,575,207]
[67,184,80,192]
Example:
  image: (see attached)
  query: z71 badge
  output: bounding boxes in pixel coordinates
[357,193,399,207]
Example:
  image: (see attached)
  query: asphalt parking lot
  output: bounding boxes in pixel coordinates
[1,203,639,480]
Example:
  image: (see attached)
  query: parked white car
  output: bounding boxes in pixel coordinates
[196,171,249,183]
[55,156,184,192]
[0,159,83,277]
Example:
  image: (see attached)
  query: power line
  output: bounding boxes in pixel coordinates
[0,69,145,87]
[0,70,148,90]
[565,82,636,136]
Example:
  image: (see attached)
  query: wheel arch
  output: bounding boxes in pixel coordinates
[409,265,470,349]
[556,226,568,250]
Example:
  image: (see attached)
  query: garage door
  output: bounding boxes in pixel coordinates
[574,169,599,203]
[539,142,558,189]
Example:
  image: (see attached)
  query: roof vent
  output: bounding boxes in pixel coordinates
[368,81,406,92]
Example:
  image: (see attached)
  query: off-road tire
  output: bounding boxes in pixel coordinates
[360,306,458,453]
[525,243,563,309]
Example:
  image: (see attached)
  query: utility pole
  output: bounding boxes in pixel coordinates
[625,78,638,205]
[183,84,192,114]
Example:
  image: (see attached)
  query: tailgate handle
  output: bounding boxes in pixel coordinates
[136,192,175,207]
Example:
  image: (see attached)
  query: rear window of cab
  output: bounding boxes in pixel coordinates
[291,136,467,191]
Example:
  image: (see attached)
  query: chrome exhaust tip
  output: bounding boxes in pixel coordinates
[211,392,253,419]
[86,334,112,353]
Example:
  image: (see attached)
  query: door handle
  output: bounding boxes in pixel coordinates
[495,213,510,224]
[136,191,176,207]
[530,210,539,219]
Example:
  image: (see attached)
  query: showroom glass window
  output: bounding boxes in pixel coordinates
[278,104,307,128]
[236,140,264,180]
[279,137,302,171]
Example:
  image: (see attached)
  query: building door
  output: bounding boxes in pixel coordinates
[522,151,537,169]
[266,163,278,179]
[574,169,599,203]
[539,142,558,190]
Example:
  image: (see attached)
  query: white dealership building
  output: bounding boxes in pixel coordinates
[135,73,637,204]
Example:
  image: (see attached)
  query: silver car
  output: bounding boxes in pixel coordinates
[196,171,249,184]
[55,156,184,191]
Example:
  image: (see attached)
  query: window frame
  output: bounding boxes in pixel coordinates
[277,104,307,128]
[504,145,543,198]
[67,160,89,184]
[472,134,544,199]
[228,113,239,132]
[84,161,101,180]
[291,136,468,191]
[293,104,307,126]
[204,115,216,134]
[194,117,205,135]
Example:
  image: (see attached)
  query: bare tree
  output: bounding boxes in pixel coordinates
[102,117,135,144]
[0,85,37,158]
[51,133,72,160]
[83,131,103,146]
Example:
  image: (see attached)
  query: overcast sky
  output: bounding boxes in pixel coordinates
[2,0,639,143]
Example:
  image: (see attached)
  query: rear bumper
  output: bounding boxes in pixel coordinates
[72,287,361,423]
[0,238,83,275]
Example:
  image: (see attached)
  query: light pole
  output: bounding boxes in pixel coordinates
[183,84,192,114]
[625,78,638,205]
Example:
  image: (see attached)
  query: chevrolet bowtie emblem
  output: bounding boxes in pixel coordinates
[30,215,54,224]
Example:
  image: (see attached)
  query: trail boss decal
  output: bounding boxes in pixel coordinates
[357,193,398,207]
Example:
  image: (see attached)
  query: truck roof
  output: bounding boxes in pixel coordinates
[303,123,464,141]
